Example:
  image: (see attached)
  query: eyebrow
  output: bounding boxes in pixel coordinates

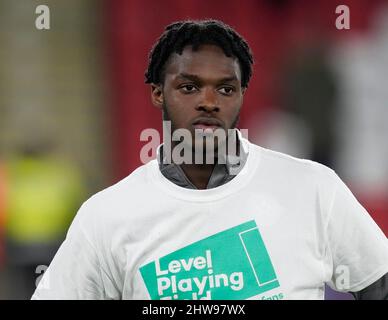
[176,73,238,84]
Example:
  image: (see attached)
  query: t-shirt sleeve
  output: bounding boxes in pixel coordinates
[31,202,106,300]
[323,168,388,293]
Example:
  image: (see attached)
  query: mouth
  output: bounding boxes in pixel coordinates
[192,118,223,132]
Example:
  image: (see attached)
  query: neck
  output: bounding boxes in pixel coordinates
[180,162,215,190]
[168,131,241,189]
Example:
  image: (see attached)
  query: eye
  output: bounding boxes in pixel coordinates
[218,87,235,95]
[180,84,198,93]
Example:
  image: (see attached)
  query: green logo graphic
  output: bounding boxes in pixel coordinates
[140,220,280,300]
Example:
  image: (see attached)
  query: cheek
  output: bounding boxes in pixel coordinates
[164,94,193,124]
[223,99,242,120]
[168,92,198,113]
[170,92,199,108]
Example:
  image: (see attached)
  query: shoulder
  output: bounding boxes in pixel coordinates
[249,143,345,222]
[249,142,336,181]
[75,160,156,219]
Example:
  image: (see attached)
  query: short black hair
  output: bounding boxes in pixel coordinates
[145,19,254,88]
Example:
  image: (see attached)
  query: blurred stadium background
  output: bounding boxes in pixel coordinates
[0,0,387,299]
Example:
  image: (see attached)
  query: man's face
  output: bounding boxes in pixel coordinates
[151,44,245,158]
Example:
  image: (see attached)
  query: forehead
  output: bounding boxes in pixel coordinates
[164,44,241,82]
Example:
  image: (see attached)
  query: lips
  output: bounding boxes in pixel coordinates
[192,117,223,131]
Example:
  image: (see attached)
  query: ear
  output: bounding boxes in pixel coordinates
[150,84,164,109]
[241,87,247,95]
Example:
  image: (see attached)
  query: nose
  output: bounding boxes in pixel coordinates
[196,87,219,113]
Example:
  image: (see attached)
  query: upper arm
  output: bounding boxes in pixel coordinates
[32,203,105,299]
[322,168,388,293]
[351,273,388,300]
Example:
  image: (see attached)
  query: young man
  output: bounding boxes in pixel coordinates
[32,20,388,300]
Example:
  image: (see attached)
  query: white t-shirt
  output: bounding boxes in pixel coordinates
[32,138,388,300]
